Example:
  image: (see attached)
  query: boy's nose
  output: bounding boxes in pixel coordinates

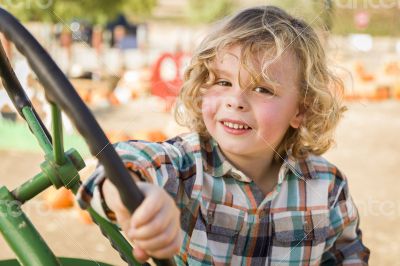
[224,94,249,111]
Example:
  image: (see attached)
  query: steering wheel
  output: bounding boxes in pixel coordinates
[0,8,174,266]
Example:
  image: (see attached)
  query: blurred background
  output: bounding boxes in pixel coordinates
[0,0,399,265]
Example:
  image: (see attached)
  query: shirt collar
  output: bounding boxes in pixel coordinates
[200,136,251,182]
[200,136,319,183]
[283,149,319,180]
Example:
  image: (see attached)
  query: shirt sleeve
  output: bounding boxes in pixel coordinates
[321,171,370,265]
[76,137,188,222]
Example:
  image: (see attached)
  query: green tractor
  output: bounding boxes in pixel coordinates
[0,8,174,266]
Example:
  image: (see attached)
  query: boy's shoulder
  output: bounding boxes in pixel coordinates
[163,132,203,153]
[164,132,222,157]
[294,153,350,207]
[165,131,201,146]
[293,153,347,183]
[113,132,201,151]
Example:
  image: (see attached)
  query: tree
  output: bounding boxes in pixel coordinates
[0,0,55,21]
[1,0,158,24]
[187,0,235,23]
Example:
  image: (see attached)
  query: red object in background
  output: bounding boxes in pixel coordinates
[354,11,370,30]
[151,52,190,99]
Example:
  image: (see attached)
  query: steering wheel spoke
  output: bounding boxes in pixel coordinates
[21,105,53,155]
[51,102,65,165]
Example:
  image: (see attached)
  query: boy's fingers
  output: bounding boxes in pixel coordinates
[103,179,126,213]
[115,212,132,233]
[129,204,173,240]
[134,221,180,251]
[146,234,182,259]
[133,247,150,263]
[130,182,164,227]
[136,181,158,196]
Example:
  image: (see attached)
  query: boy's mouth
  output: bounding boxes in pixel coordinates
[219,119,252,131]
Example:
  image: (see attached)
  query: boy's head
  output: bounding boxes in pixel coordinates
[175,6,347,160]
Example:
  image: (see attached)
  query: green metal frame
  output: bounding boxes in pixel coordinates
[0,105,140,265]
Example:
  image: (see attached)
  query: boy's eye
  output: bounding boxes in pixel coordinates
[253,86,274,95]
[215,80,232,87]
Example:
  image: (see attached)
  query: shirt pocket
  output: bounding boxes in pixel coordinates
[271,209,330,265]
[187,201,245,265]
[272,209,330,243]
[203,201,245,237]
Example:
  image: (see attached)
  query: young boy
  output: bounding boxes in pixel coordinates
[78,6,370,265]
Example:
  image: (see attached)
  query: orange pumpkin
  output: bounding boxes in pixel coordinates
[375,86,391,100]
[44,187,74,209]
[106,131,131,143]
[384,62,400,76]
[108,92,120,106]
[147,130,167,142]
[354,62,375,82]
[78,209,93,224]
[360,74,375,82]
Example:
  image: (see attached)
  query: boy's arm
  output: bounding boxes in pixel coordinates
[76,138,184,222]
[102,179,182,262]
[76,138,186,262]
[321,175,370,265]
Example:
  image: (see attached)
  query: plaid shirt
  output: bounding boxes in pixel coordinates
[78,132,370,265]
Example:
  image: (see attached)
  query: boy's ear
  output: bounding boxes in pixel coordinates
[290,105,305,129]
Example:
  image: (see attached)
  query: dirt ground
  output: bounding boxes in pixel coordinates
[0,100,399,265]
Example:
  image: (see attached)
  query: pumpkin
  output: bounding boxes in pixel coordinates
[78,209,93,224]
[44,187,74,209]
[108,92,120,106]
[106,131,131,143]
[146,130,167,142]
[354,62,375,82]
[375,86,391,100]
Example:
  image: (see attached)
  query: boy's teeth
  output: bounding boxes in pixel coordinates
[223,121,249,130]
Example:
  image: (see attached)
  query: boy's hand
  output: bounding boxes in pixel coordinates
[103,179,182,263]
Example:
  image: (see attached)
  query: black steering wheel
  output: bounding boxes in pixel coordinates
[0,8,174,266]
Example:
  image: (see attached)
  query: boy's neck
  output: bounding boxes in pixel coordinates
[221,149,282,193]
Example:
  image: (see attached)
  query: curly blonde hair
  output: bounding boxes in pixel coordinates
[174,5,347,160]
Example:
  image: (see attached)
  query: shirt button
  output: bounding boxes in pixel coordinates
[303,221,313,234]
[230,173,241,180]
[207,211,214,223]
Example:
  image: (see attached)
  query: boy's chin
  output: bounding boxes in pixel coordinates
[217,140,253,155]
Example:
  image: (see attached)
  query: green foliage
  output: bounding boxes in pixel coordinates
[0,0,55,22]
[187,0,235,23]
[331,8,400,36]
[237,0,400,36]
[242,0,331,29]
[3,0,400,35]
[1,0,158,24]
[53,0,124,24]
[123,0,157,17]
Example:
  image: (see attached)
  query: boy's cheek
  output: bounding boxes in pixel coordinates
[201,98,220,134]
[201,95,220,115]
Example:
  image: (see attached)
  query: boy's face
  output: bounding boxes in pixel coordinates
[201,45,304,159]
